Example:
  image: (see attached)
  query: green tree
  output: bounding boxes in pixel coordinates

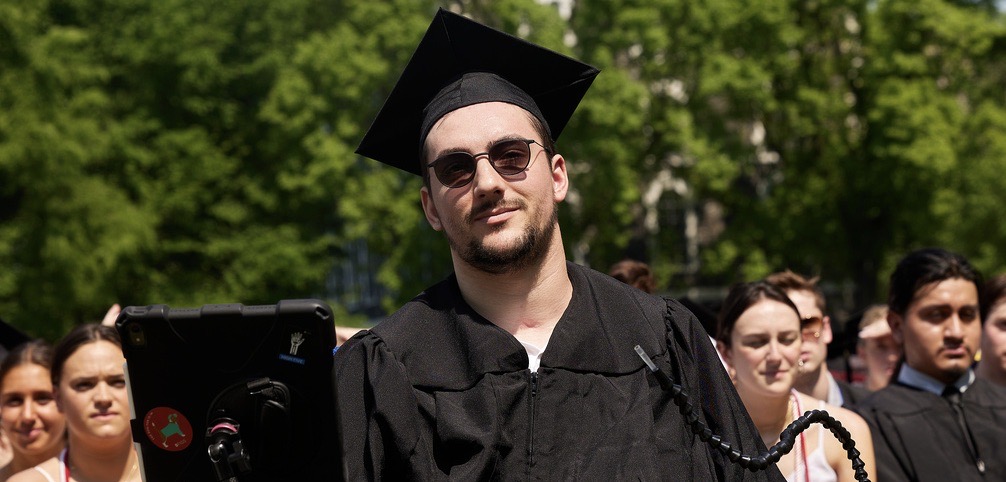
[0,0,381,337]
[2,0,1004,338]
[569,0,1006,311]
[0,0,573,336]
[857,0,1006,299]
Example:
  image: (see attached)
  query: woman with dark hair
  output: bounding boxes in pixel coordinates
[716,281,874,482]
[978,274,1006,387]
[10,325,139,482]
[856,247,1006,482]
[0,341,65,481]
[608,259,657,294]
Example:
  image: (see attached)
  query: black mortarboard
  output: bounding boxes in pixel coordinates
[356,8,600,176]
[0,315,32,361]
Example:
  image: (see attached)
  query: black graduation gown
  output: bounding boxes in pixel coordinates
[855,378,1006,482]
[836,378,869,409]
[333,262,785,481]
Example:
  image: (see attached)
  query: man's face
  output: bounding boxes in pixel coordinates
[980,300,1006,382]
[890,278,981,385]
[419,102,567,274]
[787,289,832,374]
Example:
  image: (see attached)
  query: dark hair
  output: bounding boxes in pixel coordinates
[887,248,983,316]
[0,339,54,389]
[51,324,122,387]
[421,108,556,188]
[764,269,826,312]
[981,274,1006,320]
[716,280,801,346]
[608,259,656,294]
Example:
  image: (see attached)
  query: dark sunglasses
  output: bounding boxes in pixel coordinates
[801,316,823,341]
[427,139,547,188]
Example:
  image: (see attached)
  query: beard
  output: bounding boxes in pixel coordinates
[445,197,558,275]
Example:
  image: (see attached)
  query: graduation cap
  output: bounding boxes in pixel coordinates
[356,8,600,176]
[0,315,32,361]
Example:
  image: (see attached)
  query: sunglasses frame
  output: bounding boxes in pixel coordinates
[800,316,824,341]
[426,138,548,188]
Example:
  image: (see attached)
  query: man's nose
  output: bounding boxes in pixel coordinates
[945,315,965,340]
[471,156,506,196]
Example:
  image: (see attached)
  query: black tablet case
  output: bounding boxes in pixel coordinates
[116,299,343,482]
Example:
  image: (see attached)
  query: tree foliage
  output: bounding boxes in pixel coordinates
[571,0,1006,308]
[1,0,1004,338]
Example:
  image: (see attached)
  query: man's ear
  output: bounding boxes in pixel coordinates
[888,311,904,345]
[420,186,443,231]
[822,315,834,344]
[550,153,568,202]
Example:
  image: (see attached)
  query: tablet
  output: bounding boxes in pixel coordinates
[116,299,344,482]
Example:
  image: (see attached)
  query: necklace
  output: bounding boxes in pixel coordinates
[125,462,139,481]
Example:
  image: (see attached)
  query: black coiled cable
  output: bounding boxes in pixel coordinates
[634,345,871,482]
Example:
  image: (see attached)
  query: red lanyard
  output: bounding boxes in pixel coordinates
[791,390,811,482]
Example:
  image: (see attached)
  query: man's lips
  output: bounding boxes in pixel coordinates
[470,202,521,223]
[942,346,969,357]
[476,208,517,224]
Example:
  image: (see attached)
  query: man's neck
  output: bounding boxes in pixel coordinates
[898,362,974,395]
[794,364,832,401]
[453,235,572,346]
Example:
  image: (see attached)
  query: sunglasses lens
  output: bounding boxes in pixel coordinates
[434,153,476,187]
[431,140,536,187]
[801,317,823,339]
[490,140,531,175]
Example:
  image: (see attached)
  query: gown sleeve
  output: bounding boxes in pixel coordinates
[663,298,786,481]
[856,403,913,482]
[333,330,435,481]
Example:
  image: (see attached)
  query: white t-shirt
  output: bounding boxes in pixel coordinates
[519,339,547,372]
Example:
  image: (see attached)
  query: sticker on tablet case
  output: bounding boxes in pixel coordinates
[144,407,193,451]
[289,331,308,355]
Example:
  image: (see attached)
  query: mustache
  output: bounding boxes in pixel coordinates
[467,198,526,223]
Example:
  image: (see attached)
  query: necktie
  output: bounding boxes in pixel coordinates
[941,385,986,475]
